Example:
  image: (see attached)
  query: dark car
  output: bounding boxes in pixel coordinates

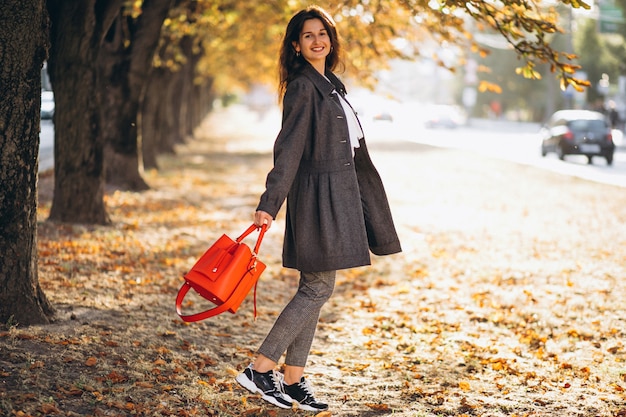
[540,110,615,165]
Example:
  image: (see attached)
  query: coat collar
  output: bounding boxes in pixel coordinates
[300,63,347,97]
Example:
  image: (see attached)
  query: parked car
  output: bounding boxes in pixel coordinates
[540,110,615,165]
[372,111,393,122]
[424,104,465,129]
[41,90,54,120]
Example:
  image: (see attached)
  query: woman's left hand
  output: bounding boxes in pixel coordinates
[254,210,273,230]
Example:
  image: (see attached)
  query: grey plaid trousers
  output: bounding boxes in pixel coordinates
[257,270,336,367]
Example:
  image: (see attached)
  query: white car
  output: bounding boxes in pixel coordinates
[41,90,54,119]
[424,104,466,129]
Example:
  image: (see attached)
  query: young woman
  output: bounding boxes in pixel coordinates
[236,5,401,411]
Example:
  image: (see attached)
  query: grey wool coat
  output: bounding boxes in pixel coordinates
[257,63,401,272]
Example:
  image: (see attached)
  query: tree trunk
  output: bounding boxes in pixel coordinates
[100,0,172,190]
[46,0,121,225]
[0,0,54,326]
[192,75,215,132]
[165,64,186,149]
[183,43,209,138]
[199,77,216,125]
[152,67,180,155]
[142,66,171,170]
[176,36,194,141]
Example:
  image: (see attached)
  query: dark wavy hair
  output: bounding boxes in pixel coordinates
[278,5,343,99]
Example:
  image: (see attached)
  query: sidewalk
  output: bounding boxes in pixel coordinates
[4,105,624,417]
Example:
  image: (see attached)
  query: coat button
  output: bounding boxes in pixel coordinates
[344,162,351,166]
[337,115,344,119]
[340,140,347,143]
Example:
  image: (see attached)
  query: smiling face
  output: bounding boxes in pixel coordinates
[293,18,331,73]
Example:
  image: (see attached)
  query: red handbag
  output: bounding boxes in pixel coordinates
[176,224,267,322]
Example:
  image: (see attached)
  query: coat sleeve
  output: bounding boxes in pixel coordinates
[257,78,314,218]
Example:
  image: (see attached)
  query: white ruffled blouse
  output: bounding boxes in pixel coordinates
[335,92,363,157]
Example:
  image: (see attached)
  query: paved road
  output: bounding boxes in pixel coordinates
[40,120,54,172]
[362,111,626,189]
[38,105,626,190]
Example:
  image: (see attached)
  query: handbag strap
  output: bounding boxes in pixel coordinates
[175,281,235,321]
[236,223,267,318]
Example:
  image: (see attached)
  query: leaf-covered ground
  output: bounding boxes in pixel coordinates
[2,106,626,417]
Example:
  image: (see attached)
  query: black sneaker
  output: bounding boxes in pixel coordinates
[283,377,328,411]
[235,364,293,409]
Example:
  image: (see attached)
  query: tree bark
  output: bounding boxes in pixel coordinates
[100,0,172,190]
[0,0,54,325]
[46,0,122,224]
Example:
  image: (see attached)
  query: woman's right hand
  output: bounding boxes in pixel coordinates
[254,210,273,230]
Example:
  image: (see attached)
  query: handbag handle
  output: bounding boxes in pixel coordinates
[236,223,267,256]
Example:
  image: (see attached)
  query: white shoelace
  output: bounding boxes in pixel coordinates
[297,378,316,399]
[272,371,287,393]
